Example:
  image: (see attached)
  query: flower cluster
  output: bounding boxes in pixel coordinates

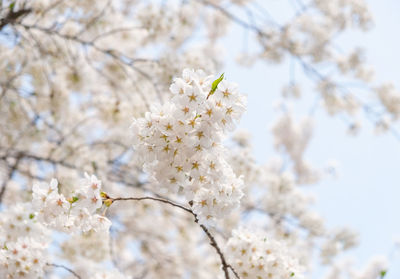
[61,231,110,263]
[271,113,320,184]
[320,228,359,263]
[0,203,49,244]
[132,69,246,224]
[323,255,388,279]
[314,0,372,30]
[0,237,48,279]
[263,170,325,236]
[32,174,111,233]
[226,228,304,279]
[0,204,50,279]
[353,256,388,279]
[376,83,400,119]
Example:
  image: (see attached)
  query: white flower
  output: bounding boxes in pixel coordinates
[226,228,305,279]
[0,237,48,279]
[32,175,111,234]
[131,69,246,225]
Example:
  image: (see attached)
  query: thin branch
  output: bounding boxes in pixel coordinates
[197,222,233,279]
[110,196,193,215]
[199,0,400,141]
[109,195,240,279]
[227,264,241,279]
[46,263,81,279]
[33,0,65,25]
[0,148,148,193]
[3,150,76,170]
[75,0,111,37]
[15,22,163,103]
[0,154,21,202]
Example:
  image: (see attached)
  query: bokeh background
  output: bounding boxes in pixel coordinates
[221,0,400,277]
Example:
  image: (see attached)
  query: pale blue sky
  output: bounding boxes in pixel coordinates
[220,0,400,277]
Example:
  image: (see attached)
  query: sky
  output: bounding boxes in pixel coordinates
[219,0,400,277]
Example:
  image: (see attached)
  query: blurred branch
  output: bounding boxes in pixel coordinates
[0,7,31,31]
[15,22,162,102]
[0,153,21,202]
[109,195,240,279]
[199,0,400,141]
[47,263,81,279]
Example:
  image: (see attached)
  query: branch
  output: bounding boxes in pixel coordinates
[0,8,31,31]
[199,0,400,141]
[108,195,240,279]
[46,263,81,279]
[0,148,148,194]
[198,0,270,36]
[0,154,21,202]
[197,222,237,279]
[110,196,193,215]
[3,149,76,170]
[14,22,162,103]
[228,264,240,279]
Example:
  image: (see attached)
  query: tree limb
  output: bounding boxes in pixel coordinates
[0,8,31,31]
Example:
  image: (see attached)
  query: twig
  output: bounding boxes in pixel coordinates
[0,154,21,202]
[197,222,233,279]
[109,195,240,279]
[227,264,241,279]
[47,263,81,279]
[15,22,163,103]
[110,196,193,215]
[199,0,400,141]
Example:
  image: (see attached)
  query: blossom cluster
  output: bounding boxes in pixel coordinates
[376,84,400,119]
[0,204,50,278]
[264,170,325,236]
[226,228,304,279]
[0,237,48,279]
[32,174,110,233]
[271,112,320,184]
[131,69,246,224]
[61,231,110,263]
[0,174,115,278]
[320,228,359,263]
[323,255,388,279]
[314,0,372,30]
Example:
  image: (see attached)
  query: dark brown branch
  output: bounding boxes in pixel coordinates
[110,196,193,215]
[228,264,240,279]
[0,8,31,31]
[198,222,232,279]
